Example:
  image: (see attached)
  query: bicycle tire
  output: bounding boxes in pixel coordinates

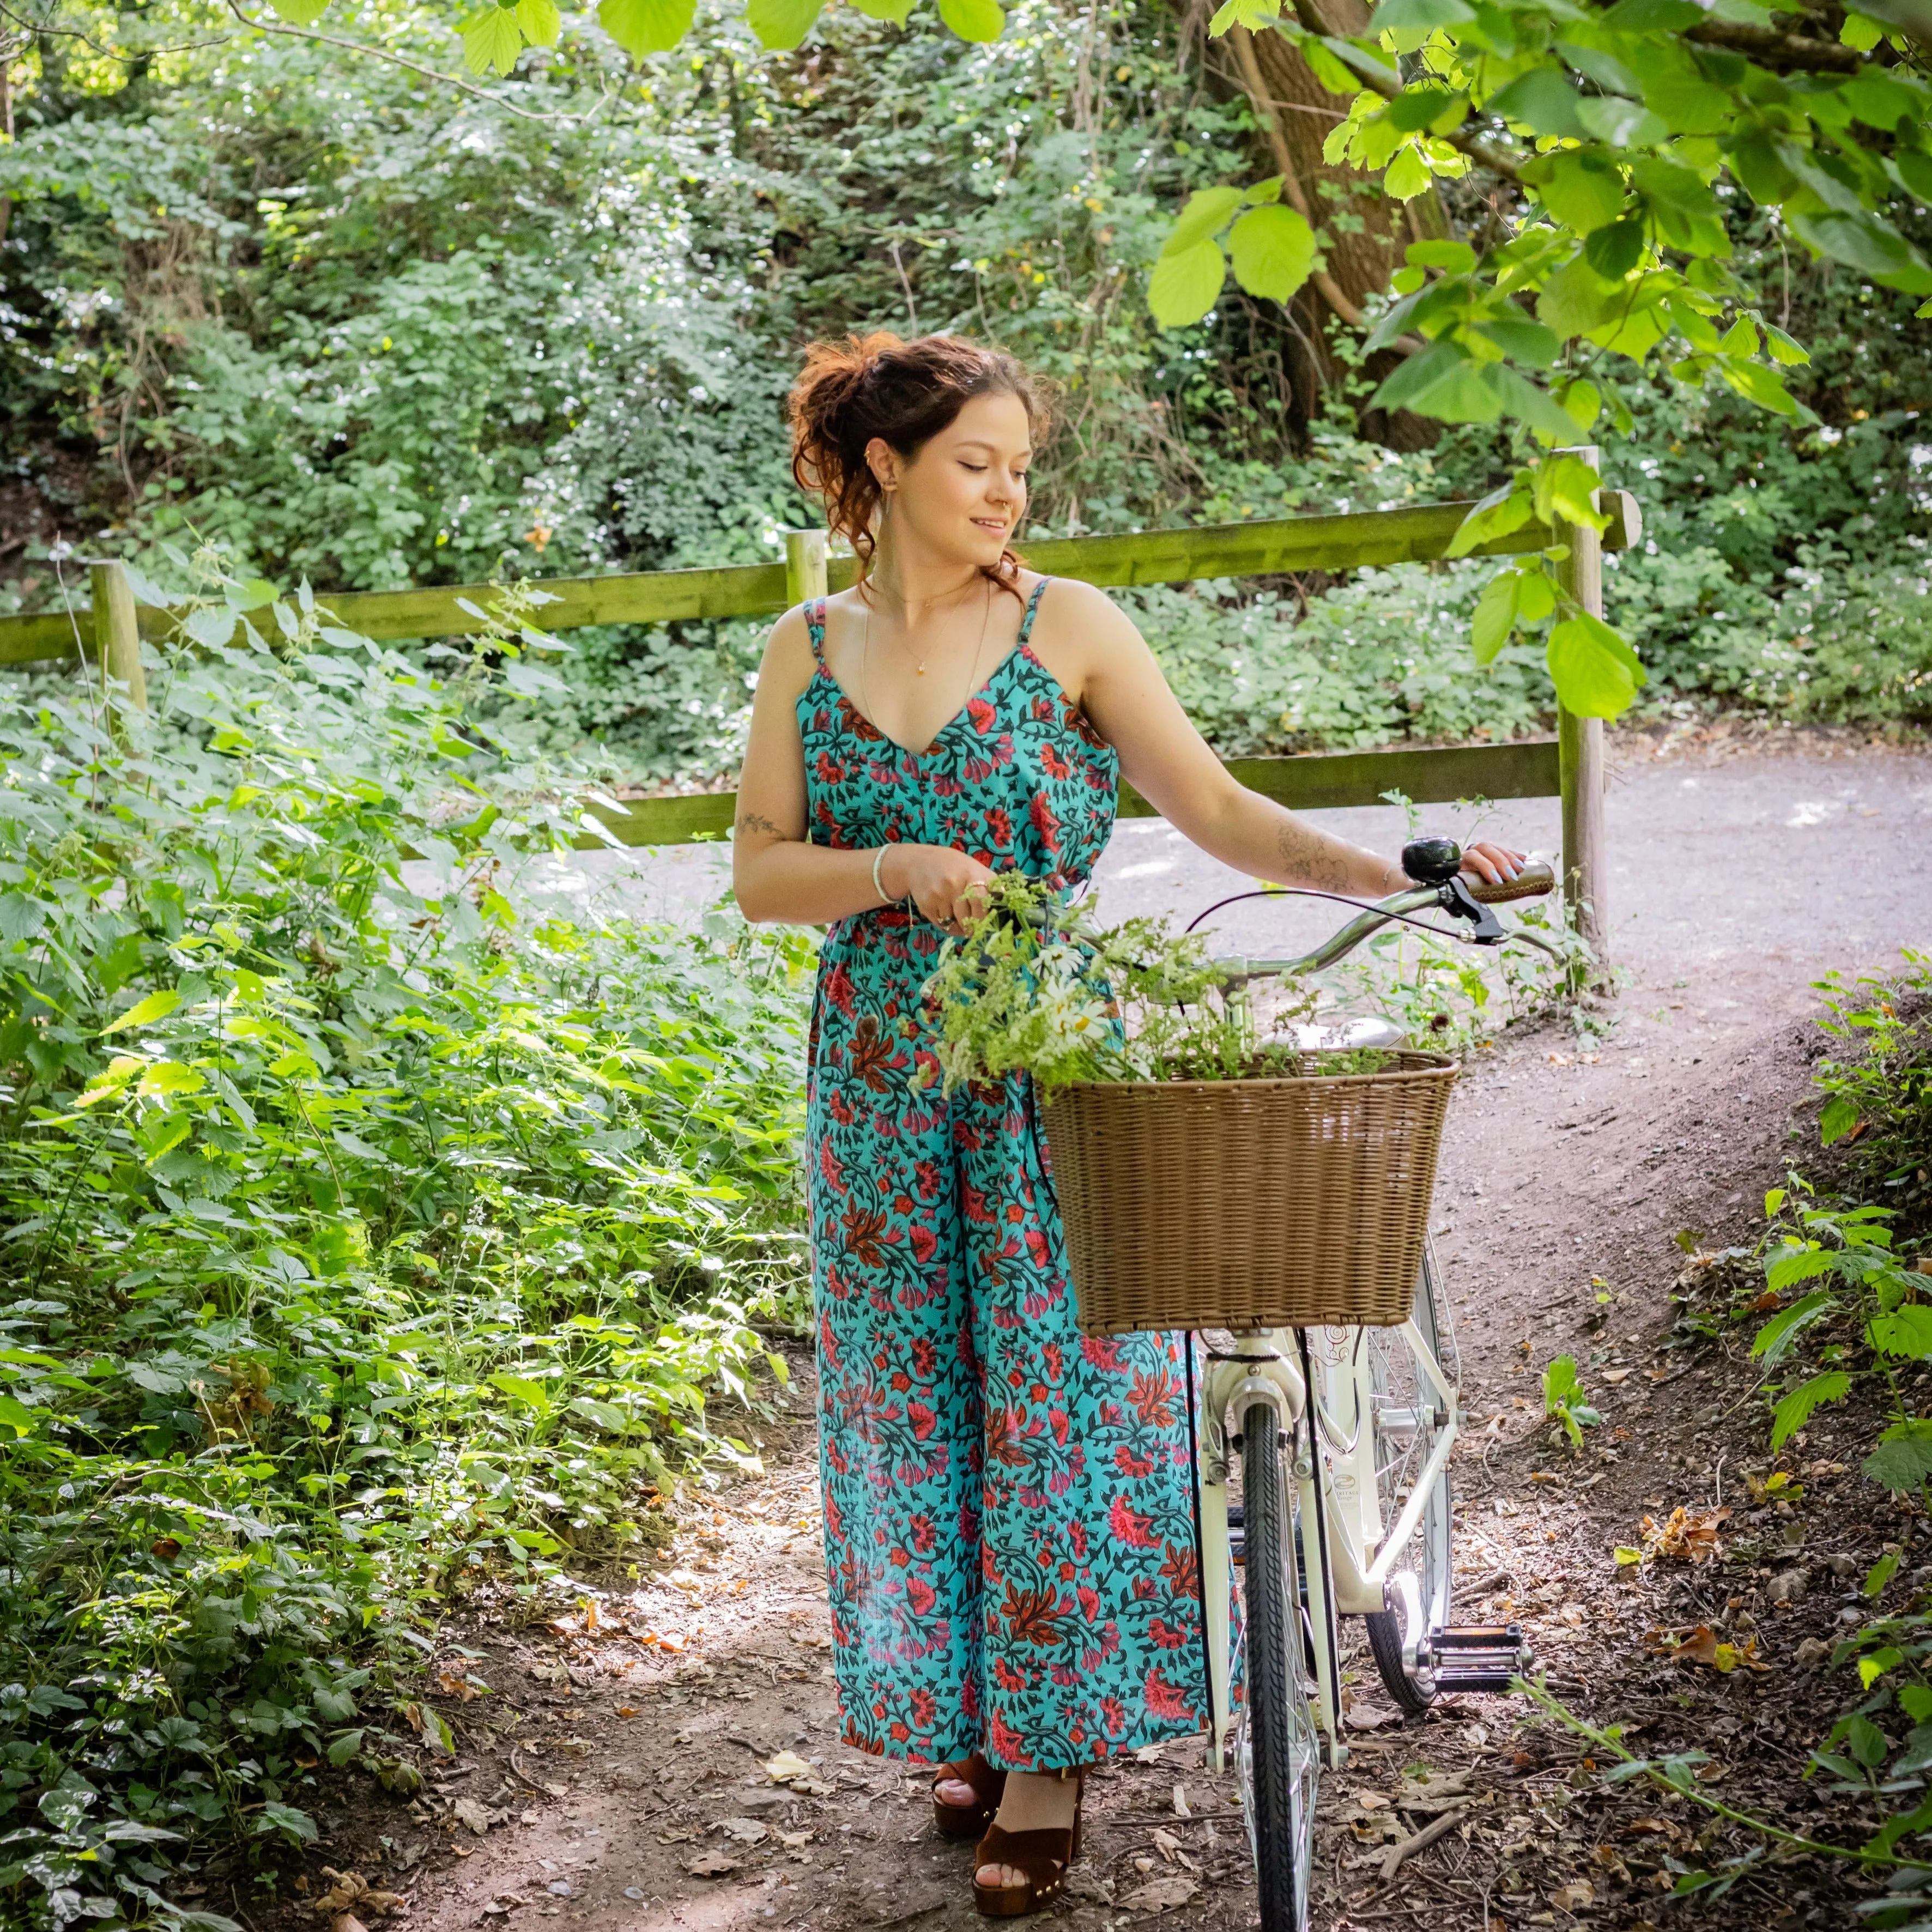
[1237,1402,1317,1932]
[1363,1249,1453,1717]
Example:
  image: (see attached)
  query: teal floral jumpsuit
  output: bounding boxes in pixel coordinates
[800,578,1207,1770]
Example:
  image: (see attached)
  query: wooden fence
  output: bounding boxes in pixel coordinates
[3,470,1639,951]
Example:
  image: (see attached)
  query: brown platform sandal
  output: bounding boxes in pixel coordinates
[932,1754,1007,1840]
[971,1769,1084,1918]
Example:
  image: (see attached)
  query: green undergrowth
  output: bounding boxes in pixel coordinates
[0,555,813,1930]
[1542,953,1932,1913]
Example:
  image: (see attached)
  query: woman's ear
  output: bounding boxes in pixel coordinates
[863,435,901,493]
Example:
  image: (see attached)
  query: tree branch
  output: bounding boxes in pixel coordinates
[1686,17,1862,71]
[1232,26,1422,347]
[221,0,617,128]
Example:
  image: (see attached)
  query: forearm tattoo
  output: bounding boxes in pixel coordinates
[1274,817,1354,893]
[736,809,783,838]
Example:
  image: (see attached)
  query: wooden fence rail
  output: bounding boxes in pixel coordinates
[11,482,1639,950]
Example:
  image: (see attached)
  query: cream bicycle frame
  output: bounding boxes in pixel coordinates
[1197,1316,1460,1775]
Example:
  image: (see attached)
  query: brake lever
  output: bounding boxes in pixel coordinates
[1442,877,1506,946]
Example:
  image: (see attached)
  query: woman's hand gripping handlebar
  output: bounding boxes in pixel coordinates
[1221,838,1559,981]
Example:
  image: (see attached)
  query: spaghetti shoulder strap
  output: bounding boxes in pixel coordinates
[804,598,827,663]
[1018,576,1051,646]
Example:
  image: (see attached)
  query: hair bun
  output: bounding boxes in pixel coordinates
[786,333,1050,587]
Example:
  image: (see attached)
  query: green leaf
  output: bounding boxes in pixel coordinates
[1716,358,1801,417]
[1443,477,1534,557]
[1474,314,1561,366]
[1820,1095,1861,1144]
[489,1372,554,1414]
[1370,336,1468,412]
[326,1729,366,1766]
[1576,96,1669,149]
[1629,154,1722,218]
[1471,571,1519,664]
[1367,0,1473,27]
[1302,37,1358,94]
[1517,567,1555,620]
[1762,320,1810,366]
[0,1394,39,1436]
[1866,1551,1904,1598]
[747,0,826,47]
[1765,1247,1838,1293]
[460,6,524,76]
[514,0,560,41]
[1406,239,1475,274]
[936,0,1004,39]
[1547,612,1645,718]
[254,1802,319,1844]
[598,0,697,55]
[1867,1423,1932,1492]
[1848,1712,1889,1767]
[1148,240,1227,329]
[1602,0,1700,27]
[1560,378,1603,430]
[1868,1305,1932,1360]
[1789,209,1932,290]
[1528,147,1627,234]
[1769,1371,1850,1449]
[1842,9,1887,46]
[1162,186,1245,258]
[1384,146,1433,201]
[1482,364,1590,442]
[102,988,181,1035]
[1536,252,1625,336]
[268,0,330,21]
[1228,206,1316,303]
[1584,219,1646,280]
[1486,68,1587,142]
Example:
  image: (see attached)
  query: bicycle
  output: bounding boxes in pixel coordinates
[1180,835,1556,1931]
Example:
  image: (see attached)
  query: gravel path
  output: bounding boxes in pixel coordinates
[328,732,1932,1932]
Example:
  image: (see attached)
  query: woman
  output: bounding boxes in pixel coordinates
[732,332,1522,1916]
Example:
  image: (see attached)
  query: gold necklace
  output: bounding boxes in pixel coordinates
[860,578,994,745]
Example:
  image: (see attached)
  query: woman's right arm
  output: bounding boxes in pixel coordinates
[731,610,995,929]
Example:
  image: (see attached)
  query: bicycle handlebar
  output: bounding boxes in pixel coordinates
[1462,858,1556,905]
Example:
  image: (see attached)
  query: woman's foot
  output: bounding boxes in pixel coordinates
[974,1769,1081,1894]
[933,1755,1004,1838]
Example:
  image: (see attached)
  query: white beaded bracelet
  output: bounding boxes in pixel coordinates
[871,846,894,905]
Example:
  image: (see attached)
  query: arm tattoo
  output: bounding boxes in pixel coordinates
[1274,817,1354,894]
[736,810,783,838]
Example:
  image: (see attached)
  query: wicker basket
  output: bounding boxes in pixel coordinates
[1041,1051,1457,1334]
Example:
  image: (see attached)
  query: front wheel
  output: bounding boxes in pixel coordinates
[1363,1247,1454,1716]
[1235,1402,1319,1932]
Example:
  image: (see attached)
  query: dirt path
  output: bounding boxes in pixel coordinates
[309,735,1932,1932]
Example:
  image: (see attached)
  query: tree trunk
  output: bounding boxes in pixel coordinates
[1219,15,1447,448]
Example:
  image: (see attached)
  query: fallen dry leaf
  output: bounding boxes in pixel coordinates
[1550,1879,1595,1910]
[1152,1827,1182,1861]
[1119,1875,1198,1913]
[1602,1367,1631,1384]
[777,1830,813,1850]
[1647,1624,1771,1674]
[450,1797,493,1835]
[616,1705,639,1717]
[1171,1783,1190,1819]
[716,1818,769,1844]
[436,1668,487,1701]
[1642,1505,1730,1563]
[686,1850,741,1879]
[761,1750,815,1783]
[331,1917,369,1932]
[1355,1792,1392,1812]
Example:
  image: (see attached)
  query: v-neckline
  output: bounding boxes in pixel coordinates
[809,644,1036,759]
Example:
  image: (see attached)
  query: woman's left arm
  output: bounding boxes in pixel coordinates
[1059,582,1524,894]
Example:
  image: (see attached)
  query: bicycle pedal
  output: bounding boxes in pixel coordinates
[1429,1624,1530,1694]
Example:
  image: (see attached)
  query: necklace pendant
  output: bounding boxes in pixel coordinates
[916,666,926,676]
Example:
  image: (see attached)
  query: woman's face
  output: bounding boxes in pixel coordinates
[869,390,1032,569]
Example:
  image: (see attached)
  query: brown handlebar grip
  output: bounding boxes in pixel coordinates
[1463,858,1556,904]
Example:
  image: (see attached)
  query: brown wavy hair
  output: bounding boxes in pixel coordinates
[787,331,1050,598]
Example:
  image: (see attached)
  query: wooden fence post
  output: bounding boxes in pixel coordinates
[784,528,828,608]
[1553,445,1607,967]
[88,559,147,735]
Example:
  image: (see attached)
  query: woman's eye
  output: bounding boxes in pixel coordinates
[961,462,987,473]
